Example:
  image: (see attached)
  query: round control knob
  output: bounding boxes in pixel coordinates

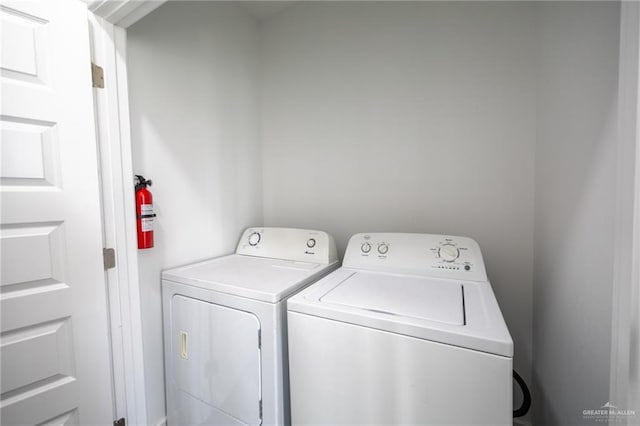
[248,232,261,246]
[306,238,316,248]
[439,244,459,262]
[378,243,389,255]
[361,242,372,253]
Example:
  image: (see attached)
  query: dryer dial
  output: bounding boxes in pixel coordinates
[248,232,261,246]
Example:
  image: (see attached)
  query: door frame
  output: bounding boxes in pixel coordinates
[86,1,166,425]
[610,1,640,421]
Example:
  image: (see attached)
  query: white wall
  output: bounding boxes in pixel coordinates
[259,1,536,409]
[533,3,620,425]
[124,2,624,424]
[127,3,262,423]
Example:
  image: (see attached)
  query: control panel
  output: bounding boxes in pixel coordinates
[236,227,338,264]
[343,233,487,281]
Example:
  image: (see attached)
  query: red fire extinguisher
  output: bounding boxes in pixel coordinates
[135,175,156,250]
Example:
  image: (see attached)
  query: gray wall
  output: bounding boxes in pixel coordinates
[127,3,262,423]
[533,3,620,425]
[259,1,536,408]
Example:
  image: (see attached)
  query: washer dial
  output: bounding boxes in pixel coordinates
[361,242,372,253]
[378,243,389,255]
[307,238,316,248]
[439,244,459,262]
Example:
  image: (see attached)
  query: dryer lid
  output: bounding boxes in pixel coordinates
[320,272,464,326]
[162,254,337,303]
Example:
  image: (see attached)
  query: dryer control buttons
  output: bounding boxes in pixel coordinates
[439,244,459,262]
[248,232,261,246]
[306,238,316,248]
[361,242,372,253]
[378,243,389,255]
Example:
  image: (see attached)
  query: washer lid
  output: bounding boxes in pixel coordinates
[288,268,513,357]
[320,272,464,326]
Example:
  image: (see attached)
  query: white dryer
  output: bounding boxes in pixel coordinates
[162,227,338,426]
[287,233,513,426]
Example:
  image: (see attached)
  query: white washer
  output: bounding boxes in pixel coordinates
[287,233,513,426]
[162,227,338,426]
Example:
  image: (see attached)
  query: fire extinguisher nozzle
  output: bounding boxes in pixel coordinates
[135,175,152,191]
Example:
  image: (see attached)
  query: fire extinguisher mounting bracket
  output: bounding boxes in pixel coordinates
[137,213,157,219]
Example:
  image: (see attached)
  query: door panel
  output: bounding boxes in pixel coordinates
[1,318,73,393]
[0,1,49,86]
[0,118,60,187]
[171,295,262,426]
[0,1,114,424]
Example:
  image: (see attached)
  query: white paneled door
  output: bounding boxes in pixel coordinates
[1,1,115,424]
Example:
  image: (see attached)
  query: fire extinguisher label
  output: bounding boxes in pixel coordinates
[141,217,154,232]
[141,204,153,215]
